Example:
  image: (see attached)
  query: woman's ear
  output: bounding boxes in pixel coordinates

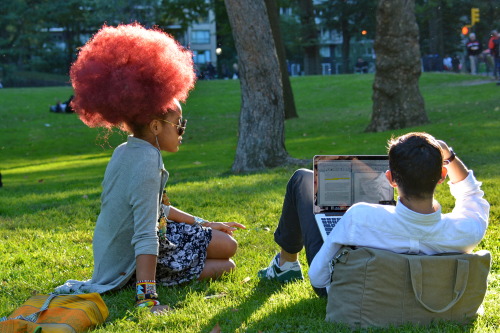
[149,119,162,136]
[385,170,398,188]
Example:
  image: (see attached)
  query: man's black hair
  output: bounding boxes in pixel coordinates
[388,132,443,199]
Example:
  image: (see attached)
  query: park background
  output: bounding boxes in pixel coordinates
[1,0,500,332]
[1,73,499,332]
[1,0,500,87]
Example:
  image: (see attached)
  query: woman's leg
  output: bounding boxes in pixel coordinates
[198,259,235,280]
[198,229,238,279]
[206,229,238,259]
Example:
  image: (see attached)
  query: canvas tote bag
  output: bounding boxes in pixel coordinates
[0,293,109,333]
[325,246,491,328]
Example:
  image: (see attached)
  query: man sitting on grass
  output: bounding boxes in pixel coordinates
[258,132,489,296]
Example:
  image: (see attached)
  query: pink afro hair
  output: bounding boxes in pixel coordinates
[70,23,196,128]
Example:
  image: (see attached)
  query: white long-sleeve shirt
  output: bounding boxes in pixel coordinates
[309,171,489,290]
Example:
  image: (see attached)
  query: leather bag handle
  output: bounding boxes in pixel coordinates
[408,258,469,313]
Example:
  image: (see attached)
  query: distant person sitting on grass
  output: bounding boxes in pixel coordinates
[49,95,74,113]
[55,24,245,313]
[355,58,369,74]
[258,132,489,297]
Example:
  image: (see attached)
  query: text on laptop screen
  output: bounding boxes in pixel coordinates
[314,156,394,211]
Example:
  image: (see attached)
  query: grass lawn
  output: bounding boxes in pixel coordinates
[0,73,499,332]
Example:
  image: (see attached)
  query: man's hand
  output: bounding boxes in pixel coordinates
[437,140,453,161]
[436,140,468,183]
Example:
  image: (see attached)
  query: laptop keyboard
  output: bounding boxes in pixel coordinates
[321,217,341,236]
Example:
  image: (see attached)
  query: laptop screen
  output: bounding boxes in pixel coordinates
[314,155,395,214]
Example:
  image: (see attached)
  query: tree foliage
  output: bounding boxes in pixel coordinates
[416,0,500,57]
[317,0,377,73]
[277,0,500,73]
[0,0,209,81]
[3,0,499,83]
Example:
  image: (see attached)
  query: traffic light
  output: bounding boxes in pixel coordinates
[461,26,469,35]
[471,8,480,26]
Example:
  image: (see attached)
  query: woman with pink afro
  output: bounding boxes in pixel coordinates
[55,24,245,313]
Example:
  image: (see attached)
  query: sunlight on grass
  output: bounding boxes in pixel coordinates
[5,154,110,175]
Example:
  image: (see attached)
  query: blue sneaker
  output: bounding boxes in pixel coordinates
[258,253,303,283]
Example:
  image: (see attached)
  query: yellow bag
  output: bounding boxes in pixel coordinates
[0,293,109,333]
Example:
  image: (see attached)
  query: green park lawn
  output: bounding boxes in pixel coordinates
[0,73,499,332]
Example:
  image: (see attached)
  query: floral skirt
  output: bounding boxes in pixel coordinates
[156,222,212,286]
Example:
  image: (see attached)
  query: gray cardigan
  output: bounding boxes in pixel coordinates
[55,136,169,294]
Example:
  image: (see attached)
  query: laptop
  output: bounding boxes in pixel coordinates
[313,155,396,240]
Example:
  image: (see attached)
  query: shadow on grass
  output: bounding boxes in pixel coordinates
[202,280,336,332]
[197,277,481,333]
[238,293,478,333]
[200,278,287,332]
[101,281,202,323]
[241,296,341,333]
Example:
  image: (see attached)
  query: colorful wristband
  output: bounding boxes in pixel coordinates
[136,299,161,308]
[135,281,160,307]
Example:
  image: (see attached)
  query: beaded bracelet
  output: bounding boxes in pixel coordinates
[135,280,160,307]
[136,299,160,308]
[136,292,159,300]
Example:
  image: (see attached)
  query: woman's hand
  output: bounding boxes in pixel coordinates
[206,222,246,235]
[150,304,171,314]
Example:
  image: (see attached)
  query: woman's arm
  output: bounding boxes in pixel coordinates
[136,254,157,281]
[166,205,198,223]
[167,206,246,235]
[135,254,171,313]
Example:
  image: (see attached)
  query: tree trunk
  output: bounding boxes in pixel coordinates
[64,24,76,73]
[298,0,321,75]
[265,0,298,119]
[224,0,296,172]
[341,17,351,74]
[366,0,429,132]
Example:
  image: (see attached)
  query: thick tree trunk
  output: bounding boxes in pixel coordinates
[366,0,429,132]
[298,0,321,75]
[265,0,298,120]
[225,0,297,172]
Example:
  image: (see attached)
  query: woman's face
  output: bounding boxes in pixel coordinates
[156,102,185,153]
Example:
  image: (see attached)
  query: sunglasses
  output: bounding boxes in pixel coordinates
[159,118,187,136]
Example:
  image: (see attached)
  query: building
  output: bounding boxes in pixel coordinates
[45,5,218,76]
[184,10,217,69]
[281,2,375,75]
